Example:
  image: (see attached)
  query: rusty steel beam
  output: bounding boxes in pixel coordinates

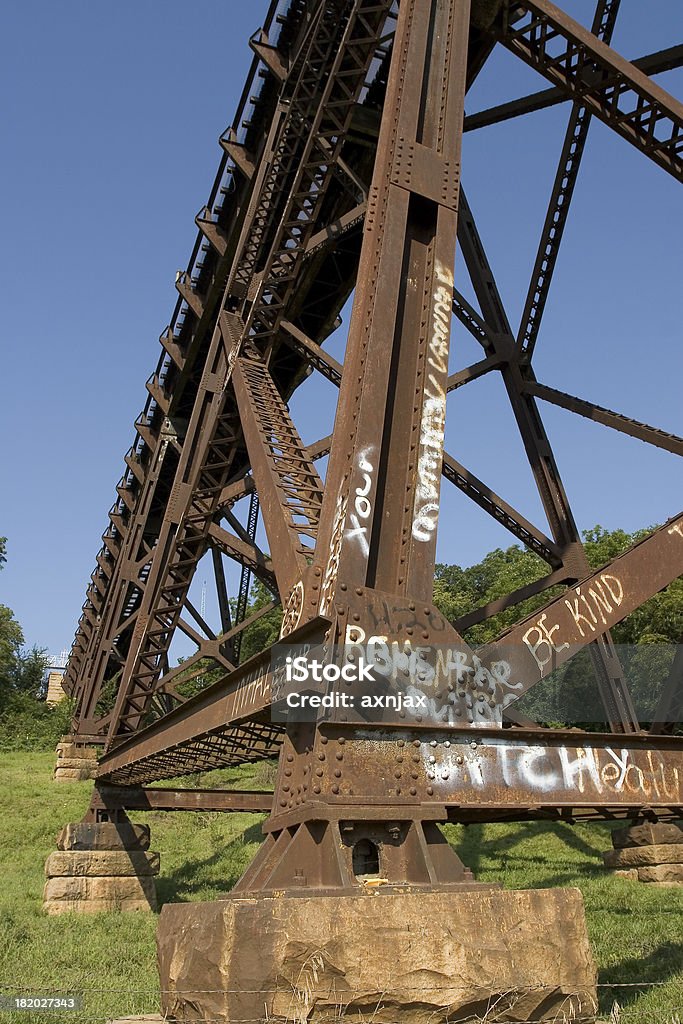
[497,0,683,182]
[93,784,273,815]
[479,515,683,698]
[442,452,564,566]
[232,351,325,600]
[463,44,683,132]
[456,189,640,733]
[308,723,683,819]
[96,616,327,785]
[315,0,472,608]
[524,381,683,457]
[516,0,621,362]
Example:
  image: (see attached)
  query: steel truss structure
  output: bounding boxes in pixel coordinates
[64,0,683,890]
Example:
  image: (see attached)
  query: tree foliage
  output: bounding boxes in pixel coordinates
[0,537,62,749]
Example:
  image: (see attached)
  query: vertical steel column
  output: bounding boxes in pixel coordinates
[317,0,472,611]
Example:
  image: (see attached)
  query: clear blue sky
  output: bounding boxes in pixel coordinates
[1,1,681,660]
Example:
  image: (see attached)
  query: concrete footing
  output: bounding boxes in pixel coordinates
[53,739,99,782]
[43,822,159,914]
[157,887,597,1024]
[604,821,683,884]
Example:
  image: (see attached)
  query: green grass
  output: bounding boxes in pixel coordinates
[0,752,682,1023]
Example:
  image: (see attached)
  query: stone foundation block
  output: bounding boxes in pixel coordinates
[45,850,160,877]
[44,898,154,915]
[54,767,96,782]
[637,864,683,884]
[54,740,99,782]
[55,757,99,770]
[57,822,151,851]
[611,822,683,848]
[56,741,98,760]
[43,821,159,915]
[44,874,157,904]
[158,888,597,1024]
[607,868,639,880]
[603,843,683,868]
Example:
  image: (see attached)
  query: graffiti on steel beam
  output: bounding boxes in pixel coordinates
[412,261,453,542]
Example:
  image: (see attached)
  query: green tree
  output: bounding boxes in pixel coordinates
[0,538,62,749]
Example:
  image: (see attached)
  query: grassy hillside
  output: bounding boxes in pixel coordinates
[1,751,682,1023]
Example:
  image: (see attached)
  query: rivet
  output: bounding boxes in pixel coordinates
[422,631,429,640]
[410,787,417,796]
[283,785,290,792]
[284,769,292,777]
[334,769,342,778]
[353,613,360,622]
[335,752,343,761]
[429,755,436,764]
[320,736,328,744]
[430,740,437,748]
[427,786,434,795]
[313,785,321,794]
[456,756,464,766]
[340,583,347,591]
[441,771,449,780]
[398,740,405,747]
[279,799,287,807]
[332,784,340,794]
[286,753,294,762]
[318,753,326,760]
[355,587,363,596]
[411,772,418,780]
[394,770,402,779]
[338,736,346,745]
[316,768,323,777]
[413,740,420,747]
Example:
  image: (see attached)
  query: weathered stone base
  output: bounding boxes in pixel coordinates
[604,822,683,885]
[43,822,159,914]
[54,740,99,782]
[158,888,597,1024]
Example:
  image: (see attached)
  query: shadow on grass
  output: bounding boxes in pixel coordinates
[156,819,265,906]
[454,821,603,875]
[598,942,683,1011]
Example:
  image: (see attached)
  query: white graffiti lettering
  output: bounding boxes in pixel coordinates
[425,742,681,802]
[412,261,453,542]
[522,613,570,675]
[346,448,375,557]
[565,574,623,638]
